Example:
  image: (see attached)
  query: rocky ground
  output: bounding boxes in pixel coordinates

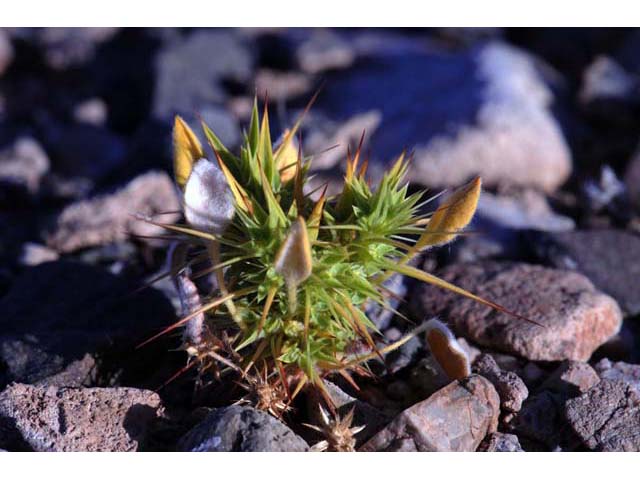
[2,27,640,452]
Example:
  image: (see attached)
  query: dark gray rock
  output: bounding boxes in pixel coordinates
[508,390,566,449]
[43,123,127,184]
[0,260,177,388]
[0,384,163,451]
[153,30,253,121]
[0,29,13,76]
[565,380,640,451]
[477,432,524,452]
[411,261,622,362]
[530,229,640,315]
[315,39,571,192]
[178,406,309,452]
[473,353,529,413]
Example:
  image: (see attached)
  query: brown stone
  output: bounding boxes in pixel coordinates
[541,361,600,397]
[360,375,499,452]
[473,353,529,413]
[412,261,622,361]
[565,380,640,451]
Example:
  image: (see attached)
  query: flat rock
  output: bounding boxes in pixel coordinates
[565,380,640,451]
[473,353,528,413]
[0,260,177,388]
[46,171,179,253]
[178,406,309,452]
[594,359,640,395]
[360,375,499,452]
[315,39,571,192]
[477,432,524,452]
[530,229,640,315]
[0,384,163,451]
[411,261,622,361]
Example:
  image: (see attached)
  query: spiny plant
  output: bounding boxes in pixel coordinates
[139,97,534,416]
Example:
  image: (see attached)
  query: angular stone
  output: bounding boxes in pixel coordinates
[46,171,180,253]
[178,406,308,452]
[0,137,49,199]
[594,359,640,395]
[0,384,163,451]
[360,375,499,452]
[565,380,640,451]
[411,261,622,361]
[477,432,524,452]
[473,354,528,413]
[540,361,600,397]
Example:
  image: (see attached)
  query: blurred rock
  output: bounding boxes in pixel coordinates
[0,29,13,76]
[477,432,524,452]
[0,261,177,388]
[18,242,59,267]
[153,30,253,120]
[46,171,179,253]
[0,384,163,451]
[316,40,571,192]
[473,353,528,413]
[7,28,118,70]
[304,110,382,171]
[73,98,108,126]
[360,375,499,451]
[565,379,640,451]
[579,56,639,108]
[43,123,127,184]
[0,137,49,201]
[296,29,355,74]
[540,361,600,398]
[624,147,640,208]
[254,69,312,102]
[411,261,622,361]
[180,105,241,150]
[477,189,574,232]
[594,359,640,395]
[178,405,308,452]
[530,229,640,315]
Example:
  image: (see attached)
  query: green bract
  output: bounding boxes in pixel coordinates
[146,98,499,410]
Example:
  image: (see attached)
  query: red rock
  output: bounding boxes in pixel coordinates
[360,375,499,452]
[412,261,622,361]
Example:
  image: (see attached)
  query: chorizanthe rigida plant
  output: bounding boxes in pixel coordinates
[138,97,535,420]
